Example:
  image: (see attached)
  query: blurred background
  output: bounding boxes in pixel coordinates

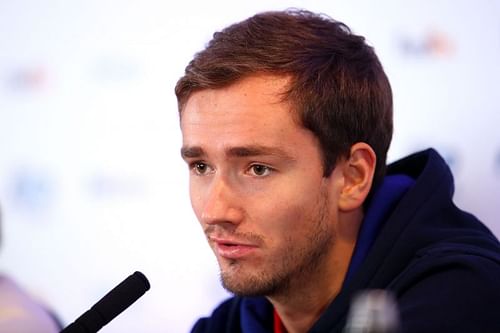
[0,0,499,332]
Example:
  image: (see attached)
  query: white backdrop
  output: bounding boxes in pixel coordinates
[0,0,499,332]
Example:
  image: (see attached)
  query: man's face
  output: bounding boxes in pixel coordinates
[180,75,341,296]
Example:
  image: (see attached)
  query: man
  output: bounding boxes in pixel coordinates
[176,9,500,333]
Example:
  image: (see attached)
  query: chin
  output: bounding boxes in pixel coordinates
[220,268,288,297]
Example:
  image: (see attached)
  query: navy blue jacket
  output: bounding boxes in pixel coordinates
[191,149,500,332]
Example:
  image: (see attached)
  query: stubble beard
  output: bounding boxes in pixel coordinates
[219,190,335,298]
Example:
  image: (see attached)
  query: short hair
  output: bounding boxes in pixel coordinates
[175,9,393,188]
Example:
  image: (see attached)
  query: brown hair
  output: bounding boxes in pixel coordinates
[175,9,393,188]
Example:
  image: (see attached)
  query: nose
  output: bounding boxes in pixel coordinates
[199,175,244,226]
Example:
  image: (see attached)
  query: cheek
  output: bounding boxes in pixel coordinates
[254,180,330,239]
[189,182,205,222]
[255,195,317,239]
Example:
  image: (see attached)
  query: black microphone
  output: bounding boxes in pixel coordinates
[60,271,150,333]
[343,289,400,333]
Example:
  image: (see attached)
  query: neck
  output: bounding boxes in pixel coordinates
[269,210,362,333]
[269,285,337,333]
[269,240,357,333]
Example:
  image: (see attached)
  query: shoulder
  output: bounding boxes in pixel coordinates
[190,297,242,333]
[394,242,500,333]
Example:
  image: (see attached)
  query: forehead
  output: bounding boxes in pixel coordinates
[180,75,305,146]
[182,74,291,116]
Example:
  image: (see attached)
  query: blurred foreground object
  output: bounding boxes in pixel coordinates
[0,275,60,333]
[344,289,400,333]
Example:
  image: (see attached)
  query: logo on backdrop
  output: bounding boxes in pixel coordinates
[7,167,54,213]
[4,66,47,93]
[398,29,455,58]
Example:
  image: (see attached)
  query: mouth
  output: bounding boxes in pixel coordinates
[210,238,258,259]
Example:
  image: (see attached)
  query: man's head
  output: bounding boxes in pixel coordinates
[177,9,392,298]
[176,9,393,186]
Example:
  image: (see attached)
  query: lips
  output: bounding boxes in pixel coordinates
[210,237,258,259]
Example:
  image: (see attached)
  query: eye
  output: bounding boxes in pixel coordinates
[248,164,272,177]
[191,162,212,175]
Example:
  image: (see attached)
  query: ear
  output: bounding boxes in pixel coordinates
[338,142,376,212]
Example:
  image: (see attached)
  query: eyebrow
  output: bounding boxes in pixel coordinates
[180,146,204,159]
[180,145,295,161]
[227,146,292,159]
